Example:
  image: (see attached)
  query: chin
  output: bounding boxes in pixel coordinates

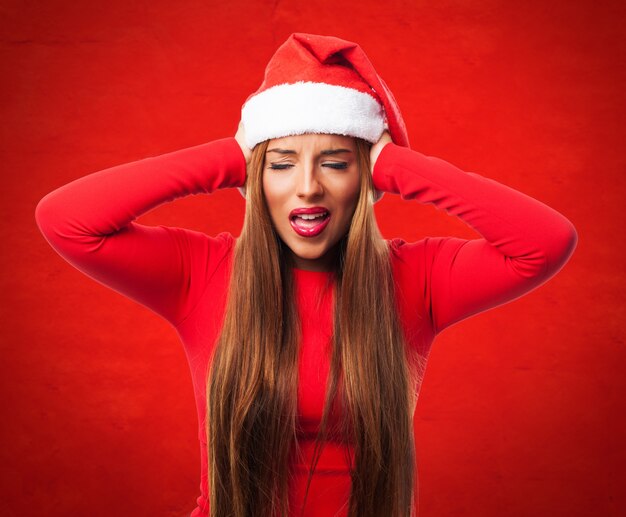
[291,246,326,261]
[285,238,328,256]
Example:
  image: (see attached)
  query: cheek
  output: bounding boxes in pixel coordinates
[262,176,284,218]
[263,172,286,196]
[263,172,296,201]
[333,173,361,208]
[262,172,274,200]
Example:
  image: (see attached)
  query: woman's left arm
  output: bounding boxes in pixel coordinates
[372,141,578,335]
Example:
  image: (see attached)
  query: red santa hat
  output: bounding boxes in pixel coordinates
[239,32,410,202]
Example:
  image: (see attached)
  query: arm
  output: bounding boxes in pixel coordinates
[373,143,578,335]
[34,137,247,327]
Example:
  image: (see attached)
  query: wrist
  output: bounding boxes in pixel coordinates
[372,142,397,193]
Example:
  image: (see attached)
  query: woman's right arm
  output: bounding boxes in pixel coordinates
[34,136,247,327]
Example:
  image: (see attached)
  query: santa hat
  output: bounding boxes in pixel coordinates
[238,32,410,202]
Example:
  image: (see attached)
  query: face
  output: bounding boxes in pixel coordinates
[262,133,361,272]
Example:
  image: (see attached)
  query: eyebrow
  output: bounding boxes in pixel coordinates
[266,148,353,156]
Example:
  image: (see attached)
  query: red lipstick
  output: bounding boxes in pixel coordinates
[289,206,331,237]
[289,206,329,217]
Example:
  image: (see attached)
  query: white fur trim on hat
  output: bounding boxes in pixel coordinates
[241,81,386,149]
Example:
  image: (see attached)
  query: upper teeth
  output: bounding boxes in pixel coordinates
[297,213,326,220]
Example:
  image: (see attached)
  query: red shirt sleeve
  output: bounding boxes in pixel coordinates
[373,143,578,335]
[35,137,247,327]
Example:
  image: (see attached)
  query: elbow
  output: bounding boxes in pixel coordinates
[563,220,578,260]
[35,192,67,245]
[544,219,578,276]
[511,220,578,280]
[564,220,578,255]
[556,217,578,259]
[34,194,53,236]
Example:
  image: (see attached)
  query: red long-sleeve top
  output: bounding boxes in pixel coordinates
[34,137,577,516]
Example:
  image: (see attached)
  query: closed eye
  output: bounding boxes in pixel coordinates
[268,163,348,170]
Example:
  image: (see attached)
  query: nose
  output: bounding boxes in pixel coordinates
[295,164,324,199]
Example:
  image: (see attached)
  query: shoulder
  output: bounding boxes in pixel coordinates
[386,235,469,286]
[387,235,466,264]
[158,227,237,274]
[199,230,237,261]
[386,236,429,265]
[162,227,236,249]
[386,237,429,289]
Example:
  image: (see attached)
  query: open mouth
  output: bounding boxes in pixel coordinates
[290,211,330,227]
[290,211,331,237]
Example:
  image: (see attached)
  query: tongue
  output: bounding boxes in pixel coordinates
[294,215,325,228]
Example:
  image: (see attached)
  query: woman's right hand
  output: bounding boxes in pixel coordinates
[234,120,253,165]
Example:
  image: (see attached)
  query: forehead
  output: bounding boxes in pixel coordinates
[267,133,356,151]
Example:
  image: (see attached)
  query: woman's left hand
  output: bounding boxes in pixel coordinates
[370,130,393,172]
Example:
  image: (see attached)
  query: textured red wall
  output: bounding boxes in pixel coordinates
[2,1,624,515]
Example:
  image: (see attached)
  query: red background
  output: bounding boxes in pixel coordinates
[2,1,624,515]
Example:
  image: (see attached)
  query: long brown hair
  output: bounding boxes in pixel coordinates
[206,136,427,517]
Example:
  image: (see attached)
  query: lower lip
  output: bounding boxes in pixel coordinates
[290,214,331,237]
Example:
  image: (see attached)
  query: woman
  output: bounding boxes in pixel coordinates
[35,33,578,517]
